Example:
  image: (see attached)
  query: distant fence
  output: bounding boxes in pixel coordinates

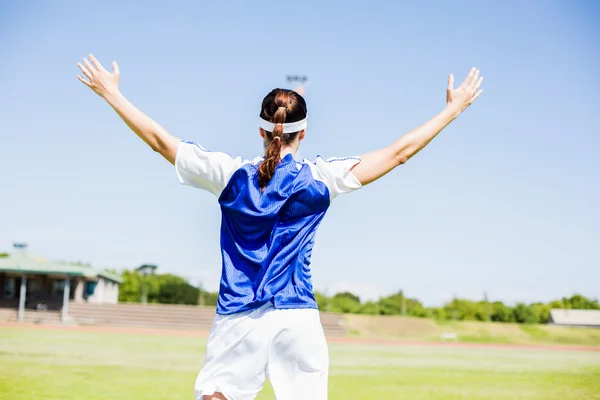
[0,301,347,337]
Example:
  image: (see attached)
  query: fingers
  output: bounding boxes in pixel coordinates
[83,58,96,75]
[77,63,92,80]
[88,53,105,71]
[468,69,480,91]
[112,61,120,76]
[77,75,92,87]
[460,67,476,89]
[472,76,484,93]
[447,74,454,90]
[469,89,484,104]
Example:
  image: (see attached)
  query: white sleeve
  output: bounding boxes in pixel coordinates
[175,141,247,196]
[312,156,363,200]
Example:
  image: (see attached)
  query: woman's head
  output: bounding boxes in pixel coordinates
[258,88,307,188]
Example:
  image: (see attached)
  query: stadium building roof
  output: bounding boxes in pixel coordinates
[0,252,122,283]
[549,309,600,328]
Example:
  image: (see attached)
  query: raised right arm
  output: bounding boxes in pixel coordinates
[77,54,180,165]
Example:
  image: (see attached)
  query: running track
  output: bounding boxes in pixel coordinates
[2,322,598,352]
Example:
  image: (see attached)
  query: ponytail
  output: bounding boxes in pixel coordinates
[258,103,288,188]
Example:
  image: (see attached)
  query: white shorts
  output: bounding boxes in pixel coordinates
[194,303,329,400]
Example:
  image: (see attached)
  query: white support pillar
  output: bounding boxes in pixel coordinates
[106,281,111,303]
[62,278,70,324]
[74,278,84,303]
[96,279,104,303]
[108,282,114,303]
[18,275,27,322]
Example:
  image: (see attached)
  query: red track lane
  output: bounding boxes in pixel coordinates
[2,322,599,352]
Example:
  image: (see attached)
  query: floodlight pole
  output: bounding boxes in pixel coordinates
[14,243,28,323]
[62,278,71,324]
[452,292,458,321]
[141,280,148,305]
[484,292,490,322]
[286,75,308,94]
[198,281,205,306]
[136,264,157,304]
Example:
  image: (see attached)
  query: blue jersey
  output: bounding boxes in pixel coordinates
[175,141,362,315]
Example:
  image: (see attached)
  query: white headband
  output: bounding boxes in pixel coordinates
[258,117,307,133]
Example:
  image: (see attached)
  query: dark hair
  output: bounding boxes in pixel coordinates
[258,88,307,188]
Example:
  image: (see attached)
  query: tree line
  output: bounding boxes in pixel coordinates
[117,269,598,324]
[314,291,599,324]
[118,269,219,306]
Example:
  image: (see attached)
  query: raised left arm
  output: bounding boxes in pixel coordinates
[351,68,484,185]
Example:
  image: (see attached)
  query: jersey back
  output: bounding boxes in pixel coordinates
[176,141,361,315]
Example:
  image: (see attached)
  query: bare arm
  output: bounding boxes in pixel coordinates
[351,68,484,185]
[77,54,179,164]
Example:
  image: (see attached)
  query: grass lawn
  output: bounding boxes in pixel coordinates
[345,314,600,346]
[1,326,599,400]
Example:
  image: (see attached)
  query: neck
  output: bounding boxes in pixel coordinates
[263,141,299,160]
[279,146,296,159]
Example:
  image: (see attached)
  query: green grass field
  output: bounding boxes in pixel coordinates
[344,314,600,346]
[1,326,599,400]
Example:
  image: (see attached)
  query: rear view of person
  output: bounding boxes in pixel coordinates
[77,54,483,400]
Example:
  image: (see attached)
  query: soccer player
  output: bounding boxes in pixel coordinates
[77,54,483,400]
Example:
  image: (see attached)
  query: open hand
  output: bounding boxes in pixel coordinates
[77,54,120,98]
[446,67,483,113]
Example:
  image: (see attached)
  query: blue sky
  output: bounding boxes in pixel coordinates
[1,0,598,305]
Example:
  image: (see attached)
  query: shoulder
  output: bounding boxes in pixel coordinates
[302,155,362,173]
[178,140,240,160]
[176,141,253,196]
[301,155,362,200]
[311,155,362,164]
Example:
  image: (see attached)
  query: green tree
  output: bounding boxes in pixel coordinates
[314,291,330,311]
[378,291,405,315]
[330,292,361,313]
[333,292,360,303]
[360,301,380,315]
[118,269,208,306]
[513,303,538,324]
[529,303,551,323]
[155,274,199,305]
[567,294,600,310]
[201,291,219,306]
[549,299,566,309]
[430,307,449,320]
[490,301,514,323]
[406,301,431,318]
[118,270,141,302]
[443,299,486,321]
[547,294,599,311]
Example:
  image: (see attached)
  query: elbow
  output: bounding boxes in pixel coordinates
[392,141,411,166]
[394,152,409,166]
[148,137,165,153]
[149,143,163,153]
